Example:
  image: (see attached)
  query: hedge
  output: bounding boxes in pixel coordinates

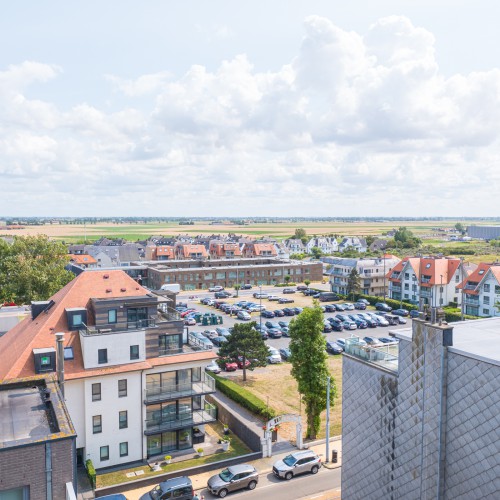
[354,293,418,312]
[209,374,276,420]
[85,459,96,488]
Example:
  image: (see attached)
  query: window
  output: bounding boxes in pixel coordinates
[439,298,443,305]
[484,284,490,292]
[483,308,490,315]
[119,410,128,429]
[98,349,108,364]
[93,415,102,434]
[496,285,500,294]
[118,379,127,397]
[484,296,490,305]
[130,345,139,360]
[119,442,128,457]
[405,273,409,279]
[479,270,485,275]
[92,383,101,401]
[41,356,51,366]
[64,347,74,360]
[456,274,460,282]
[440,286,444,293]
[404,284,409,290]
[425,263,431,269]
[108,309,117,324]
[159,334,181,355]
[100,446,109,461]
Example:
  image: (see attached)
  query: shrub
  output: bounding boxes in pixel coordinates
[210,374,276,420]
[85,459,96,488]
[275,282,297,287]
[354,293,418,311]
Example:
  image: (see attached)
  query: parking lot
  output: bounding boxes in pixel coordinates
[179,286,410,372]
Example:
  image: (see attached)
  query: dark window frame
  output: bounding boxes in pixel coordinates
[130,345,140,360]
[118,379,127,397]
[93,415,102,434]
[92,383,101,402]
[98,348,108,364]
[108,309,117,324]
[119,441,128,457]
[119,410,128,429]
[100,445,109,461]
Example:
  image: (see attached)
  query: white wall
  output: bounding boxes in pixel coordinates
[80,330,146,369]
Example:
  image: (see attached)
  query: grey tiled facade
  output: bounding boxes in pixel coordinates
[342,318,500,500]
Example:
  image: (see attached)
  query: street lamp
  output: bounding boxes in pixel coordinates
[259,285,262,331]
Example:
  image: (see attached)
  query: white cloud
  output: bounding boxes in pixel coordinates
[1,16,500,217]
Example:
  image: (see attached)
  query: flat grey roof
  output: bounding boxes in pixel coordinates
[0,387,52,446]
[393,317,500,366]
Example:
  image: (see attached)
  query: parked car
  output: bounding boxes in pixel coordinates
[140,477,194,500]
[253,324,269,340]
[282,308,296,316]
[282,288,296,294]
[375,302,392,312]
[180,309,196,318]
[280,326,290,336]
[253,292,268,299]
[293,307,303,315]
[212,336,228,347]
[216,327,231,337]
[326,341,343,354]
[241,284,252,290]
[279,348,292,361]
[224,360,238,371]
[267,346,282,364]
[348,314,368,329]
[334,303,346,311]
[207,464,259,498]
[363,336,381,346]
[368,312,389,326]
[397,316,407,324]
[336,338,346,348]
[265,321,281,330]
[237,357,251,369]
[296,285,308,291]
[392,308,409,317]
[323,321,332,333]
[202,329,219,339]
[324,304,337,312]
[410,310,420,318]
[337,315,357,330]
[327,317,344,331]
[302,289,317,296]
[343,303,355,311]
[237,310,251,321]
[205,361,221,374]
[209,286,225,292]
[354,301,367,310]
[267,327,282,339]
[278,297,295,304]
[278,321,289,328]
[378,337,396,344]
[357,313,378,328]
[382,314,400,326]
[215,291,231,299]
[318,292,340,302]
[273,309,285,317]
[267,295,280,301]
[248,305,266,312]
[184,317,197,326]
[272,450,321,480]
[261,310,275,318]
[357,298,370,305]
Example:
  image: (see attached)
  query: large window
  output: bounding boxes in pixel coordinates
[98,349,108,364]
[92,383,101,402]
[100,446,109,461]
[118,379,127,397]
[93,415,102,434]
[119,411,128,429]
[159,334,181,355]
[108,309,117,324]
[119,442,128,457]
[127,307,148,328]
[130,345,139,360]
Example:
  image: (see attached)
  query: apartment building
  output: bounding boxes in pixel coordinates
[174,244,208,260]
[208,241,242,259]
[326,255,400,296]
[241,242,277,258]
[387,256,467,307]
[305,237,338,254]
[0,271,216,469]
[342,315,500,499]
[145,258,323,291]
[458,262,500,317]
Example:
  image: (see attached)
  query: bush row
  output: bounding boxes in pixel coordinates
[353,293,418,312]
[275,282,297,287]
[210,374,276,420]
[85,459,96,488]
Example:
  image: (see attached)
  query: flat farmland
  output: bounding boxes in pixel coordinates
[0,219,483,242]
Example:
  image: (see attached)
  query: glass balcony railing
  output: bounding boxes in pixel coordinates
[144,404,217,434]
[464,295,480,305]
[145,376,216,403]
[391,284,402,292]
[344,337,398,373]
[420,288,432,298]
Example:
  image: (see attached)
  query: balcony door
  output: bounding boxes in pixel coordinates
[127,307,147,329]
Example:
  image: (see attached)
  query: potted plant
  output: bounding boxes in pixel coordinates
[197,447,204,457]
[221,438,230,452]
[164,455,172,465]
[223,424,229,435]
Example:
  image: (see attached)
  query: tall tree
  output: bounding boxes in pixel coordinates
[310,246,323,259]
[347,268,361,300]
[0,235,74,304]
[455,222,466,235]
[289,303,334,439]
[234,283,241,297]
[217,322,268,382]
[293,228,308,245]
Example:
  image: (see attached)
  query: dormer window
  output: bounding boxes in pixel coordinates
[33,347,56,373]
[425,263,431,269]
[65,308,87,331]
[479,270,485,275]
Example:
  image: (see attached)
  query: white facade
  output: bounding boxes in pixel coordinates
[306,237,338,254]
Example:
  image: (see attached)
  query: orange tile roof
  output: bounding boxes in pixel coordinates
[0,270,215,381]
[69,254,97,265]
[457,262,500,294]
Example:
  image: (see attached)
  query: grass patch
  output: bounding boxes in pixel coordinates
[96,422,250,488]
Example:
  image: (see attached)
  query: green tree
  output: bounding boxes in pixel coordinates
[0,235,73,304]
[310,246,323,259]
[234,283,241,297]
[455,222,466,235]
[347,268,361,300]
[304,279,311,288]
[293,228,308,245]
[217,322,268,382]
[389,227,421,249]
[284,275,291,285]
[289,303,334,439]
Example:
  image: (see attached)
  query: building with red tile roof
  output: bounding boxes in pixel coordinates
[0,270,216,468]
[68,253,97,268]
[209,241,242,259]
[241,242,277,258]
[174,244,208,260]
[387,256,468,308]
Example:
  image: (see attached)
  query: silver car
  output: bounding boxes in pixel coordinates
[272,450,321,480]
[207,463,258,498]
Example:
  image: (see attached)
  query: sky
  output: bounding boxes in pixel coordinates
[1,1,500,218]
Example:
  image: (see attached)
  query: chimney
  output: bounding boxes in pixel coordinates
[55,332,65,397]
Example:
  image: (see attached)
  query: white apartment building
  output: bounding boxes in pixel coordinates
[458,262,500,317]
[0,271,216,469]
[388,256,466,307]
[305,237,339,254]
[326,255,400,296]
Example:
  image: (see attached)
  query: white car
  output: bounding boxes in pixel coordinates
[248,305,266,312]
[237,311,251,321]
[205,361,221,374]
[209,286,224,292]
[267,295,280,301]
[267,346,282,364]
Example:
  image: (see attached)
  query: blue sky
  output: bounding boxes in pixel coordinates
[1,1,500,217]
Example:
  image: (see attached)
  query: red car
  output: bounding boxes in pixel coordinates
[180,309,196,318]
[224,361,238,372]
[237,357,251,369]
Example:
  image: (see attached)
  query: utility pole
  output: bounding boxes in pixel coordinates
[460,257,465,321]
[325,376,331,463]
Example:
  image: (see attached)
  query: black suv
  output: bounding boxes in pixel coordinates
[375,302,392,312]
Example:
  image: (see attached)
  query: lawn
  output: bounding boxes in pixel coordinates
[96,422,251,488]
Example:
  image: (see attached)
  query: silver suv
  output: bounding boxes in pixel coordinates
[272,450,321,480]
[207,463,259,497]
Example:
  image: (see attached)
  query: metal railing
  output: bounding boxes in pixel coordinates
[464,295,480,305]
[79,317,156,336]
[145,403,217,433]
[420,288,432,298]
[344,337,398,372]
[421,277,431,283]
[145,376,216,403]
[391,284,402,292]
[464,283,478,291]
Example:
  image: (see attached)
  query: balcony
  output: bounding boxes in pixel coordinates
[344,337,398,373]
[464,283,478,291]
[391,272,401,279]
[144,375,216,403]
[464,295,480,305]
[391,284,402,292]
[144,403,217,434]
[421,276,431,284]
[420,288,432,298]
[80,318,157,336]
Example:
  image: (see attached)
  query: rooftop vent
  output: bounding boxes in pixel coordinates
[106,288,112,293]
[103,274,110,279]
[120,288,126,292]
[31,300,55,320]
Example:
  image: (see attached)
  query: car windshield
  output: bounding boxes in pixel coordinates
[149,485,163,499]
[219,468,234,482]
[283,454,297,466]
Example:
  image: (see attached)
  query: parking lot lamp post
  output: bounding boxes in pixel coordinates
[259,285,262,331]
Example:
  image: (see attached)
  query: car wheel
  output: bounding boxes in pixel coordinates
[311,465,319,474]
[285,472,293,480]
[218,488,228,498]
[248,480,257,490]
